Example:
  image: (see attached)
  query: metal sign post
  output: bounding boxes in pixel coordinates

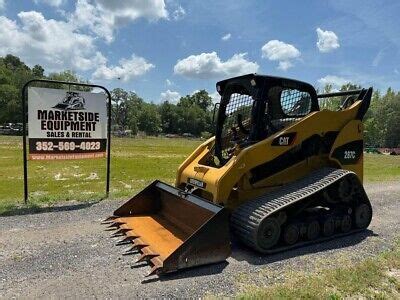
[21,79,112,203]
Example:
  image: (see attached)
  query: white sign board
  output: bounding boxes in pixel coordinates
[28,87,107,160]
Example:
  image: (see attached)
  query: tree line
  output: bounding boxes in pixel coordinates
[110,88,214,137]
[0,54,398,147]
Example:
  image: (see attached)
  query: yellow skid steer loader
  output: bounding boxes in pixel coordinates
[103,74,373,276]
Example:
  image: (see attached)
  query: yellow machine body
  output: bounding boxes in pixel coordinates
[176,102,364,210]
[105,74,372,276]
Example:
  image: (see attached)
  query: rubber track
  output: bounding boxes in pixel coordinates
[231,168,371,254]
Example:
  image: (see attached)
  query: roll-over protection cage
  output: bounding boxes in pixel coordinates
[213,74,319,164]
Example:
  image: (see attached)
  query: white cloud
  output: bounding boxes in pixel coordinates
[72,0,168,43]
[0,6,157,79]
[71,0,114,43]
[261,40,300,70]
[95,0,168,21]
[0,0,5,10]
[172,5,185,20]
[160,90,181,103]
[318,75,350,89]
[277,61,293,71]
[34,0,66,7]
[174,52,259,79]
[316,28,340,53]
[165,79,173,86]
[0,11,105,72]
[92,54,154,81]
[221,33,231,41]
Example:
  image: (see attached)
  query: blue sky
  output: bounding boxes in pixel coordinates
[1,0,399,103]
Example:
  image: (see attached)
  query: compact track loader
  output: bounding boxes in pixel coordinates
[103,74,373,276]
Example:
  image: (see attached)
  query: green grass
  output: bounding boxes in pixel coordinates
[364,153,400,182]
[237,239,400,299]
[0,135,201,214]
[0,135,399,214]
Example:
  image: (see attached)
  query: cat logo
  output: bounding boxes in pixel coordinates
[279,136,290,146]
[272,132,296,146]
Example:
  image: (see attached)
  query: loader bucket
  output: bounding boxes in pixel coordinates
[103,181,231,276]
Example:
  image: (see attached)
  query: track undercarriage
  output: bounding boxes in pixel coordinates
[231,168,373,253]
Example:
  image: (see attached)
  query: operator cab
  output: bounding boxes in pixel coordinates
[212,74,319,166]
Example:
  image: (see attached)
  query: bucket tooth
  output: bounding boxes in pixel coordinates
[106,222,120,229]
[122,250,139,256]
[146,265,162,277]
[115,236,136,246]
[136,246,159,263]
[110,233,122,238]
[122,248,139,256]
[109,218,126,226]
[132,238,148,250]
[136,253,159,263]
[110,228,130,238]
[106,219,126,230]
[126,231,139,238]
[101,216,117,224]
[101,220,115,225]
[119,224,131,230]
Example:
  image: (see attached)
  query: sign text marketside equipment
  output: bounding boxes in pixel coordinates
[22,79,112,202]
[28,87,108,160]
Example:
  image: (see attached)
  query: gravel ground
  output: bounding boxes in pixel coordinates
[0,182,399,298]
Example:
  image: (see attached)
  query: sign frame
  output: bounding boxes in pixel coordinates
[22,79,112,203]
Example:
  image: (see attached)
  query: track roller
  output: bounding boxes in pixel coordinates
[354,203,373,229]
[340,215,352,233]
[283,223,300,245]
[257,218,281,250]
[306,220,320,240]
[322,216,335,237]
